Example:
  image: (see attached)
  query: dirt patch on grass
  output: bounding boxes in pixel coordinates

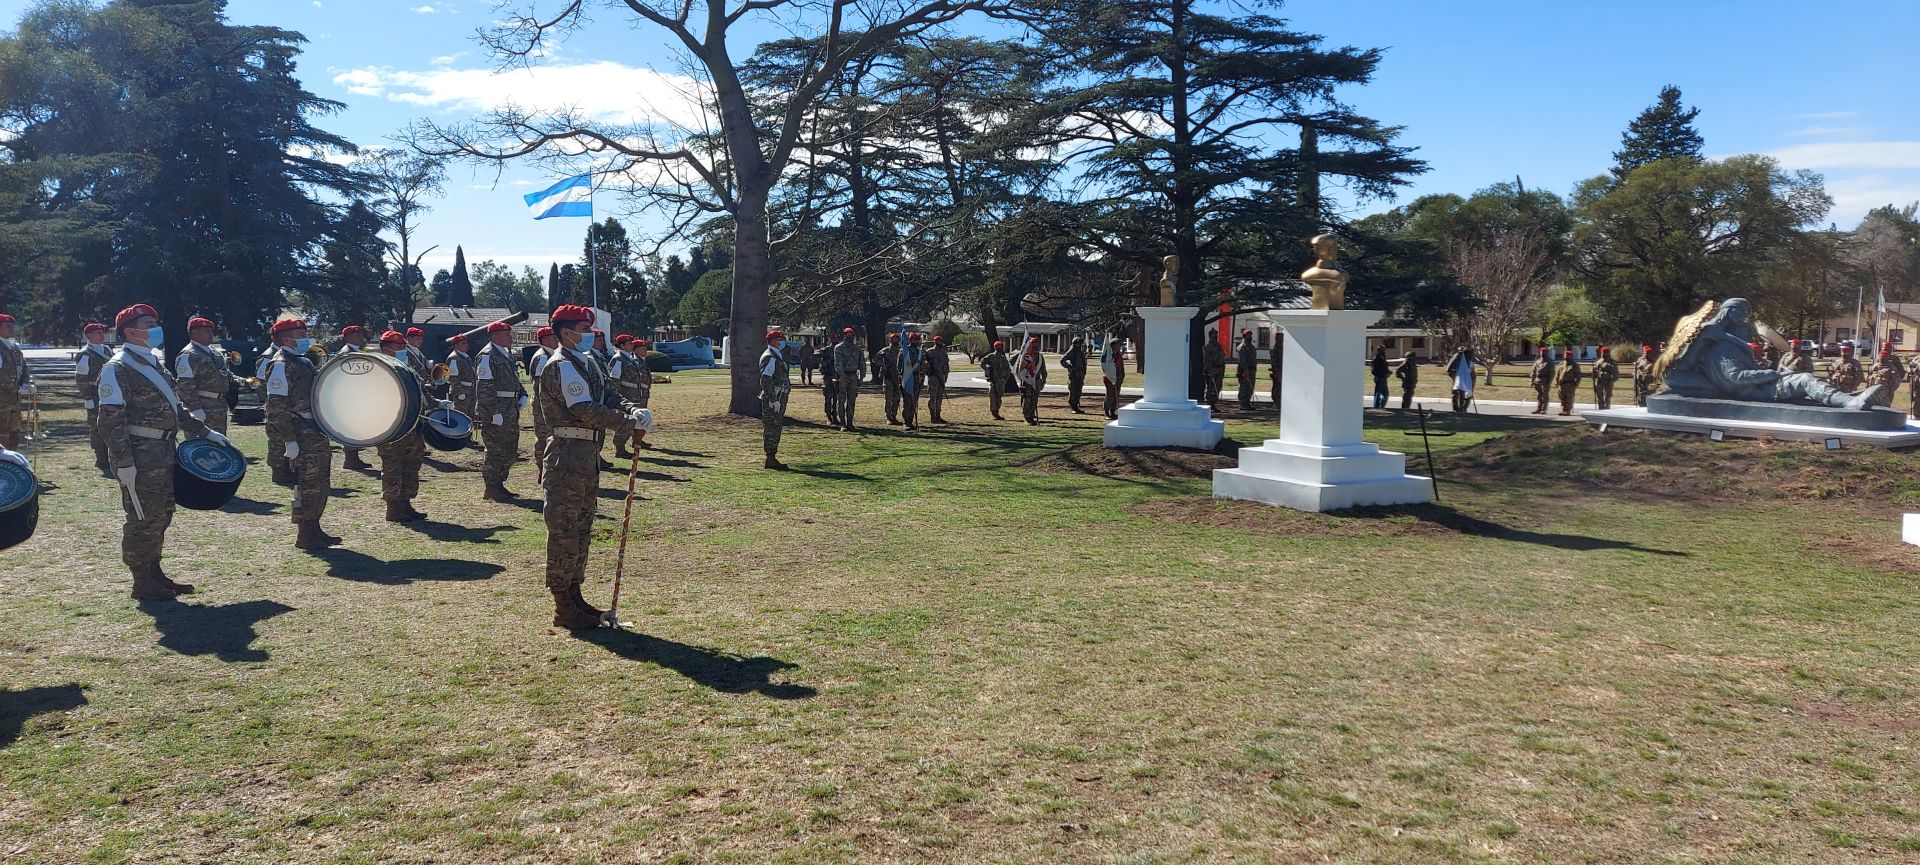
[1803,534,1920,576]
[1438,425,1920,511]
[1023,442,1239,479]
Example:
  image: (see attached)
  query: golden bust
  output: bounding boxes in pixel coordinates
[1158,254,1179,306]
[1300,233,1348,310]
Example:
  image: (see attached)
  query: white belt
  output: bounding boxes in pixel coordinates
[552,426,602,442]
[128,425,173,439]
[197,390,224,399]
[295,411,313,419]
[494,390,520,398]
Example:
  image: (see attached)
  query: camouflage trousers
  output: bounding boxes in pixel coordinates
[926,381,946,422]
[1020,385,1040,422]
[1558,384,1577,413]
[883,379,901,423]
[377,432,424,503]
[542,442,600,591]
[1238,372,1255,409]
[1103,379,1122,419]
[1203,370,1224,406]
[1592,383,1613,411]
[531,399,551,467]
[900,387,919,428]
[763,403,785,458]
[823,378,840,425]
[482,409,521,484]
[1534,386,1550,413]
[838,379,860,428]
[988,382,1005,418]
[0,398,18,450]
[291,429,332,523]
[1067,373,1086,411]
[199,407,229,435]
[117,436,177,568]
[88,407,108,467]
[613,396,648,451]
[265,414,289,476]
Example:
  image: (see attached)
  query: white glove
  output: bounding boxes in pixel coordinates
[437,399,453,412]
[83,399,96,409]
[284,441,299,461]
[190,409,207,421]
[491,413,504,426]
[630,408,654,432]
[202,429,228,447]
[23,383,35,397]
[0,448,27,468]
[517,395,529,408]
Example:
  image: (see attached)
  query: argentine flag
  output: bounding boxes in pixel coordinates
[524,174,593,220]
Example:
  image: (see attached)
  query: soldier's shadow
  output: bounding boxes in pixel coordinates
[405,520,517,544]
[573,630,817,700]
[311,548,505,584]
[138,598,294,663]
[0,684,87,748]
[218,495,281,516]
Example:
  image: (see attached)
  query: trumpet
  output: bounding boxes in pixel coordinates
[430,362,450,383]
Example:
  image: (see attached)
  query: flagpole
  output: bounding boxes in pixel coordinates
[590,221,598,310]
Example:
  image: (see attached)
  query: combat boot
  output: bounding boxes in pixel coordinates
[130,563,177,601]
[764,457,788,471]
[550,589,600,629]
[615,445,635,459]
[343,450,372,470]
[403,501,427,522]
[295,520,341,550]
[385,501,411,522]
[483,481,514,502]
[570,584,607,619]
[152,561,195,595]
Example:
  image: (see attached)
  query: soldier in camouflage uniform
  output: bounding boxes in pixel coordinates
[1100,334,1126,420]
[876,332,903,425]
[0,312,31,450]
[1236,330,1258,410]
[1867,346,1902,408]
[447,333,478,420]
[1060,336,1088,414]
[923,335,950,424]
[96,304,226,599]
[375,330,432,522]
[1590,345,1619,410]
[527,326,558,475]
[75,322,114,474]
[1632,344,1658,406]
[175,316,236,434]
[1553,349,1582,416]
[538,305,650,629]
[1828,344,1864,393]
[1015,337,1048,425]
[1269,333,1283,407]
[1528,347,1554,414]
[264,317,342,550]
[898,332,926,430]
[334,325,375,470]
[609,334,654,458]
[1778,339,1814,375]
[761,329,791,469]
[833,328,867,431]
[819,333,842,426]
[1201,329,1226,406]
[1906,355,1920,420]
[475,320,526,501]
[980,339,1011,420]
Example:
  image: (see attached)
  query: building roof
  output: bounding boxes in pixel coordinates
[412,307,515,325]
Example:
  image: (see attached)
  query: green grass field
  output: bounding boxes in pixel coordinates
[3,371,1918,864]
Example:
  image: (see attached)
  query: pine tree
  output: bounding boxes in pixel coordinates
[1611,85,1703,178]
[449,245,474,306]
[429,269,453,305]
[547,262,562,308]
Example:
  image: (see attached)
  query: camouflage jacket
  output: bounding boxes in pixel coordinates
[475,343,525,419]
[97,345,208,469]
[263,346,321,444]
[74,342,113,407]
[606,350,652,404]
[174,341,235,414]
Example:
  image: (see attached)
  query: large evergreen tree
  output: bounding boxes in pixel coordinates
[304,200,392,328]
[0,0,359,344]
[1611,85,1703,179]
[448,245,474,306]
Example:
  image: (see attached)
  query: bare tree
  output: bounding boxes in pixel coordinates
[1444,226,1552,382]
[360,148,446,321]
[412,0,1002,415]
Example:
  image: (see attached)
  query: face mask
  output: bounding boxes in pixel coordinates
[394,350,409,364]
[293,337,314,353]
[143,326,165,350]
[576,331,595,352]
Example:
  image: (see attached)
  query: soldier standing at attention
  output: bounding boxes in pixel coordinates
[1237,330,1259,410]
[1015,337,1048,425]
[256,337,294,485]
[1061,335,1089,414]
[1905,354,1920,420]
[447,333,478,420]
[609,334,653,458]
[1867,345,1901,408]
[1632,344,1657,406]
[1590,345,1619,410]
[1528,347,1554,415]
[538,305,651,629]
[1202,328,1226,406]
[1392,352,1418,409]
[75,322,114,475]
[475,320,526,501]
[404,327,433,380]
[527,326,559,477]
[0,312,31,450]
[1828,343,1863,393]
[334,325,374,470]
[1369,344,1390,409]
[1445,345,1475,412]
[981,339,1011,420]
[175,316,236,434]
[375,330,432,522]
[1268,334,1283,408]
[264,317,341,550]
[798,341,816,387]
[1778,339,1814,375]
[833,328,867,431]
[899,332,926,430]
[819,332,841,427]
[1100,334,1125,420]
[97,304,228,599]
[1553,349,1582,416]
[923,335,951,424]
[760,328,791,470]
[876,332,903,425]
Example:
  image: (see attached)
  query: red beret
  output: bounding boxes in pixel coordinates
[269,317,307,335]
[379,329,406,344]
[614,333,633,345]
[449,333,469,345]
[843,327,856,335]
[485,321,511,334]
[1641,344,1653,352]
[0,313,13,324]
[406,327,424,337]
[188,316,216,330]
[1241,329,1252,335]
[82,322,107,333]
[993,340,1005,348]
[632,338,649,349]
[932,335,944,343]
[1842,344,1854,352]
[1539,347,1549,354]
[341,324,367,336]
[535,326,553,339]
[765,329,784,342]
[888,332,900,342]
[550,304,593,324]
[115,304,159,328]
[909,332,923,341]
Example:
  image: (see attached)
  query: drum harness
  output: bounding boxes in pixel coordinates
[110,348,193,520]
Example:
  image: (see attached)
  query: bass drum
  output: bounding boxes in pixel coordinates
[0,458,39,551]
[419,407,473,452]
[312,351,422,448]
[174,437,246,510]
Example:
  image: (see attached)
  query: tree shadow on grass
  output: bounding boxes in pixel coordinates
[218,495,281,516]
[405,520,517,544]
[1348,504,1688,557]
[0,684,86,748]
[574,630,817,700]
[138,598,294,662]
[311,548,505,584]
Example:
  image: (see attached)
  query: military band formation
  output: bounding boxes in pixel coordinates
[5,303,1919,628]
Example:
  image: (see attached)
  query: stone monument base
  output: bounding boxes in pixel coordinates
[1104,400,1225,450]
[1905,514,1920,548]
[1647,393,1908,431]
[1212,440,1432,512]
[1582,405,1920,448]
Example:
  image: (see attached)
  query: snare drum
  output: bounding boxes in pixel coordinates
[0,458,39,551]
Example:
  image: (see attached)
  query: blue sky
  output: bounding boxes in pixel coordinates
[6,0,1917,279]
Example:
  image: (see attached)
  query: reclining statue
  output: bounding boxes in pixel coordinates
[1655,297,1881,410]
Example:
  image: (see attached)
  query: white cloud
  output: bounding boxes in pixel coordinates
[1765,141,1920,171]
[1823,174,1920,225]
[430,52,465,66]
[332,61,709,129]
[410,5,436,13]
[311,1,322,6]
[1788,125,1872,138]
[286,143,358,167]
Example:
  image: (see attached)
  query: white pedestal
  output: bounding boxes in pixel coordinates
[1904,514,1920,547]
[1104,306,1223,449]
[1212,309,1432,512]
[719,336,731,366]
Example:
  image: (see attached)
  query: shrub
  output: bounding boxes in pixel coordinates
[644,351,673,372]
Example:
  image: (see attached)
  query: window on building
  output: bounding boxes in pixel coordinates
[1257,327,1271,349]
[1412,337,1426,349]
[1892,329,1906,346]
